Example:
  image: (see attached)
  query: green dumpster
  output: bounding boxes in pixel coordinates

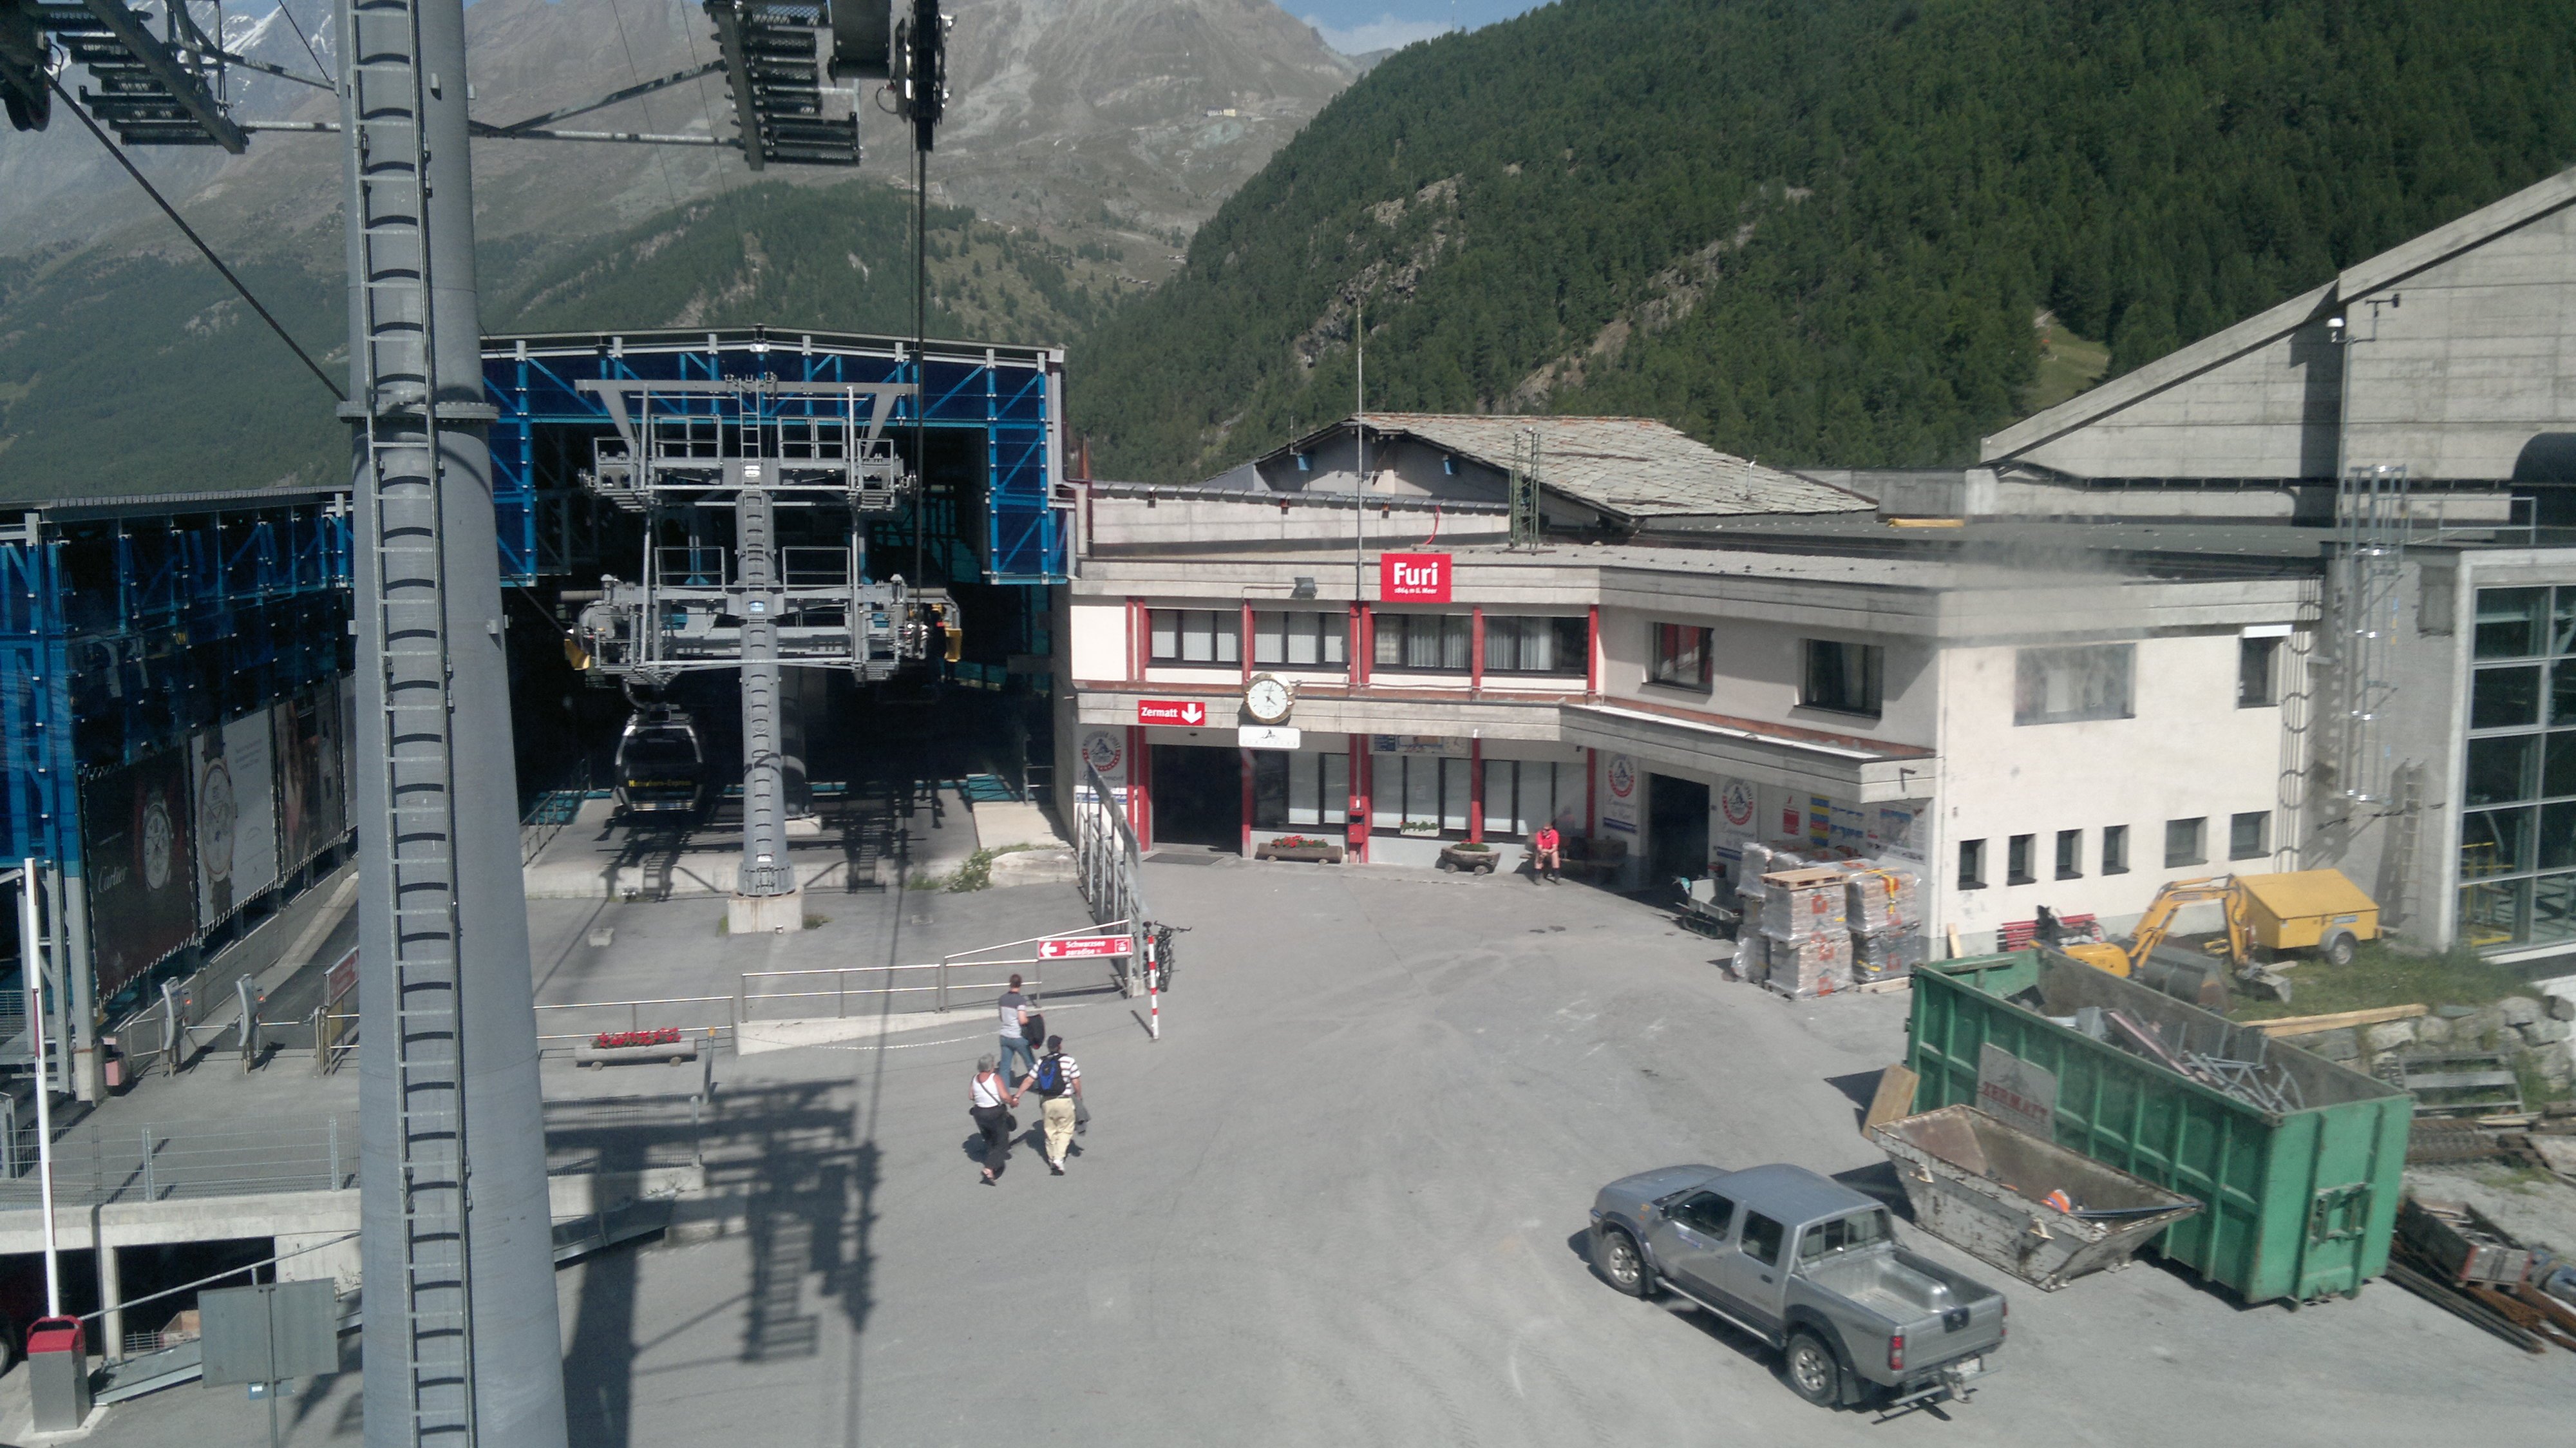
[1908,949,2411,1304]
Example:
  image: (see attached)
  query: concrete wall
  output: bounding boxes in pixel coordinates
[2007,298,2342,480]
[1930,632,2295,949]
[1596,607,1938,750]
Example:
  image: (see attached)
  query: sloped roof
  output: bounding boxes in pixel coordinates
[1267,414,1872,520]
[1984,164,2576,462]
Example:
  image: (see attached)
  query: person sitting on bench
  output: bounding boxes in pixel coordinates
[1531,822,1564,882]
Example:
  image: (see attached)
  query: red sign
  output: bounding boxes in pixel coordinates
[1037,936,1132,959]
[1137,698,1210,727]
[1381,552,1452,602]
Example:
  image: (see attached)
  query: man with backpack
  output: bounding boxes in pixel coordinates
[1016,1034,1083,1175]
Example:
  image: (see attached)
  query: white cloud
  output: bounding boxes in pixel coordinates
[1307,13,1455,56]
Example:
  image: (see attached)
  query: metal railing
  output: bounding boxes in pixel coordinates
[0,1114,357,1208]
[735,922,1147,1020]
[1075,759,1149,994]
[532,996,738,1047]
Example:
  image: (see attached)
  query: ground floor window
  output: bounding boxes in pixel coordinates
[1483,759,1584,838]
[1251,751,1349,828]
[1376,755,1473,835]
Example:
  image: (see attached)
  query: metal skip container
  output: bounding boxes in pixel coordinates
[1871,1105,2202,1290]
[1908,950,2412,1304]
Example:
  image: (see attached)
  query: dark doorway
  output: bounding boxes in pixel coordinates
[1647,773,1710,884]
[1150,745,1242,850]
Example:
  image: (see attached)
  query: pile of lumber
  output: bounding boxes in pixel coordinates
[2385,1197,2576,1354]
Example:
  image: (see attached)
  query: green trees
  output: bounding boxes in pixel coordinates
[1069,0,2576,482]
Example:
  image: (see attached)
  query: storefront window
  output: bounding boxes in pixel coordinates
[1482,760,1583,838]
[1251,751,1349,828]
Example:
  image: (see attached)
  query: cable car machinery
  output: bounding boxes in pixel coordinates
[4,1,951,1443]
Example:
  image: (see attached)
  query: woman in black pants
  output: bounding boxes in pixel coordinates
[970,1054,1015,1183]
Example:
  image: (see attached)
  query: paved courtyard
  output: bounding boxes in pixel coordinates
[79,857,2576,1446]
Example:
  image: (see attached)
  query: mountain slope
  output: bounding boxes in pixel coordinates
[1068,0,2576,482]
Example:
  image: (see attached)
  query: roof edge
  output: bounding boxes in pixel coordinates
[2342,165,2576,298]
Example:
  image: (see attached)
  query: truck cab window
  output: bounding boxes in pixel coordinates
[1672,1192,1736,1237]
[1739,1212,1785,1266]
[1797,1209,1891,1264]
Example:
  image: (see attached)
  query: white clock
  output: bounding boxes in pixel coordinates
[1244,673,1295,725]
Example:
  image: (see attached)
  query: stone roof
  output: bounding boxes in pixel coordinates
[1269,414,1873,520]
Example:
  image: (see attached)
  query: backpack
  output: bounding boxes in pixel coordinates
[1034,1054,1065,1096]
[1022,1011,1046,1049]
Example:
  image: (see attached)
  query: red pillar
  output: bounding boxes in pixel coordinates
[1354,603,1372,688]
[1468,737,1484,843]
[1586,603,1601,698]
[1348,732,1370,864]
[1241,600,1255,686]
[1239,747,1255,854]
[1470,607,1485,694]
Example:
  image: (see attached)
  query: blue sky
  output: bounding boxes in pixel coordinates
[1299,0,1542,56]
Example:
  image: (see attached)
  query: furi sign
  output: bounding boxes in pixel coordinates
[1381,552,1452,602]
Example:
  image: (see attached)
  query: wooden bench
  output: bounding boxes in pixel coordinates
[1559,835,1629,881]
[2002,913,2103,950]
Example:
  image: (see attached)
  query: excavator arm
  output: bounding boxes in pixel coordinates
[2126,877,2240,964]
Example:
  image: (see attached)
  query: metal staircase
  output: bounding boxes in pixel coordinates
[341,0,476,1436]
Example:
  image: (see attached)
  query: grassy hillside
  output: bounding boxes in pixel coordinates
[1068,0,2576,482]
[0,180,1125,499]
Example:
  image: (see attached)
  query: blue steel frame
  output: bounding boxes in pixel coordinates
[484,327,1068,587]
[0,495,354,871]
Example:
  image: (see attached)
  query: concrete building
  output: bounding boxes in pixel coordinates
[1056,417,2316,954]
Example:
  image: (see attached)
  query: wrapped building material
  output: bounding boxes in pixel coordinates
[1768,930,1853,998]
[1734,929,1769,984]
[1853,930,1929,982]
[1845,864,1923,934]
[1758,866,1848,941]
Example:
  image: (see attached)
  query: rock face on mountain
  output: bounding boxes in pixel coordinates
[0,0,1356,266]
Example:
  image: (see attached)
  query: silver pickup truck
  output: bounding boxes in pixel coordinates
[1589,1163,2007,1409]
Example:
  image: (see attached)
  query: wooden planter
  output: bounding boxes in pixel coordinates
[574,1036,701,1069]
[1256,841,1345,864]
[1439,844,1500,874]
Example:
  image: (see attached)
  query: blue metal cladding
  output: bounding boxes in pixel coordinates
[482,329,1067,586]
[0,500,353,868]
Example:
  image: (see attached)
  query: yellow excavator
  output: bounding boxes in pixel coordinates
[2056,870,2380,1008]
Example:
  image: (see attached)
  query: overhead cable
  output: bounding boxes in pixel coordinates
[48,73,346,403]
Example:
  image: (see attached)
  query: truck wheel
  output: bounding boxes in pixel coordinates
[1593,1226,1652,1298]
[2321,930,2358,967]
[1784,1330,1841,1407]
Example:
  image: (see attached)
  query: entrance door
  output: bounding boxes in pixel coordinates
[1647,773,1710,884]
[1148,745,1242,850]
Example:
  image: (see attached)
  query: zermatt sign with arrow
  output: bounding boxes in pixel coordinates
[1137,699,1209,725]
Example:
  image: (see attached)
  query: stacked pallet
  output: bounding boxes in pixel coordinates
[1843,862,1926,984]
[1756,865,1853,997]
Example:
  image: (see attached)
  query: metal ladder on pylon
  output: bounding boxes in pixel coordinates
[340,0,477,1437]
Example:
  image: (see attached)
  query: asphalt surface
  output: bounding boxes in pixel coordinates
[82,858,2576,1445]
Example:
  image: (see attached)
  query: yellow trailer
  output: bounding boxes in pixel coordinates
[2231,869,2380,965]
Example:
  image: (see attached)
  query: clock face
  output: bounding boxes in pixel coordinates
[1245,674,1294,724]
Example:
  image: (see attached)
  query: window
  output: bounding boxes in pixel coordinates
[2014,644,2134,725]
[2056,829,2083,880]
[1252,610,1347,668]
[1650,622,1712,689]
[2230,810,2271,861]
[2476,586,2547,659]
[2473,665,2543,729]
[2102,824,2128,874]
[1801,640,1884,717]
[2165,817,2206,868]
[1375,613,1471,672]
[1958,838,1987,890]
[1148,609,1238,665]
[1796,1210,1891,1264]
[1739,1212,1785,1268]
[1672,1192,1736,1238]
[1379,754,1472,835]
[2456,586,2576,949]
[2007,834,2035,885]
[1483,615,1587,674]
[2238,636,2283,708]
[1251,752,1350,828]
[1482,759,1583,838]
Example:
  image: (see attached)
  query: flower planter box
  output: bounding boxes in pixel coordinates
[575,1034,701,1069]
[1439,844,1499,875]
[1255,840,1345,864]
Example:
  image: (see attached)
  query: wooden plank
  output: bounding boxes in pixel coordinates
[2385,1258,2548,1353]
[1862,1063,1919,1136]
[1946,924,1964,960]
[2252,1002,2430,1036]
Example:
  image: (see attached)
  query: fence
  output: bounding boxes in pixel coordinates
[0,1115,356,1208]
[1075,760,1148,994]
[533,996,738,1049]
[735,922,1151,1021]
